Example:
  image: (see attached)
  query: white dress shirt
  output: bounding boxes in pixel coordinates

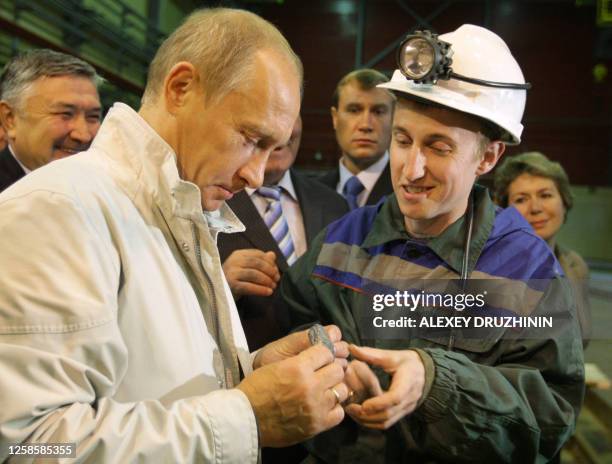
[246,170,307,258]
[337,151,389,207]
[8,144,31,174]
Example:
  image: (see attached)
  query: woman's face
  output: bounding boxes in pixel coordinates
[507,173,566,242]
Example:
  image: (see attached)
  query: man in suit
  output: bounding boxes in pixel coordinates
[218,115,348,351]
[0,49,102,192]
[0,120,22,190]
[319,68,395,209]
[218,114,348,463]
[0,125,6,152]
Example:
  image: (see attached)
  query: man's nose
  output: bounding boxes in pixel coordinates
[403,146,426,181]
[356,111,374,132]
[239,150,269,189]
[70,114,96,145]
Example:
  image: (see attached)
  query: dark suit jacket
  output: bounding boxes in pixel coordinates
[319,160,393,206]
[0,147,26,193]
[217,169,348,351]
[219,172,347,463]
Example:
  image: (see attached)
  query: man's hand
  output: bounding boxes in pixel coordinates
[238,344,350,447]
[344,359,383,405]
[344,345,426,430]
[253,325,349,369]
[222,249,279,297]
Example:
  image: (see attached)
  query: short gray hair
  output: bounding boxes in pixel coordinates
[141,7,303,106]
[0,49,102,108]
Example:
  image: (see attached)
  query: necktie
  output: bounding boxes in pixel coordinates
[258,186,297,265]
[343,176,365,210]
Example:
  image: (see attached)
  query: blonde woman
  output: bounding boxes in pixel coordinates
[494,151,591,345]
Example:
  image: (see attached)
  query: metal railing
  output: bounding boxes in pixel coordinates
[0,0,167,95]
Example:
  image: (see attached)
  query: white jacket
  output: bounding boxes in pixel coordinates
[0,104,259,463]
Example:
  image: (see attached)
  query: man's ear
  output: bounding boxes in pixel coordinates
[476,140,505,176]
[331,106,338,131]
[162,62,201,114]
[0,101,17,140]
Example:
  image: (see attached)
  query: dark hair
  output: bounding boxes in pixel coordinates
[332,68,390,107]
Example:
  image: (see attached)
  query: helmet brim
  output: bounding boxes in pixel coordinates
[378,78,524,145]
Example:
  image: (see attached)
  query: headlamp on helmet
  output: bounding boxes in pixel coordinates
[397,30,531,90]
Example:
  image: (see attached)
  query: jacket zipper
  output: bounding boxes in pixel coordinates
[191,222,233,387]
[155,205,233,386]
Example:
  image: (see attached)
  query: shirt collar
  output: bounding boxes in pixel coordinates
[338,151,389,193]
[362,185,495,274]
[7,144,31,174]
[92,103,244,234]
[246,169,297,201]
[277,170,297,201]
[205,202,245,234]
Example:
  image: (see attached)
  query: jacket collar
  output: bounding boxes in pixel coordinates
[362,184,495,274]
[92,103,244,234]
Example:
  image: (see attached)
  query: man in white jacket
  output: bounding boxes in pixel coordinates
[0,8,349,463]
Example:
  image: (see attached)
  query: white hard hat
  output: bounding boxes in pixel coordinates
[378,24,527,145]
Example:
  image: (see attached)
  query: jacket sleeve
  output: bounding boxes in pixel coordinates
[282,229,585,463]
[281,231,330,330]
[0,191,259,463]
[407,278,585,463]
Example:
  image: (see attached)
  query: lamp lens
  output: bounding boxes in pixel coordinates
[399,37,434,79]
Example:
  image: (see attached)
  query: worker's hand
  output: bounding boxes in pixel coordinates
[238,343,350,447]
[343,359,384,406]
[343,345,425,430]
[222,249,279,297]
[253,325,349,369]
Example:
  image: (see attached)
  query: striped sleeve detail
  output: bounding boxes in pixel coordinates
[313,242,547,317]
